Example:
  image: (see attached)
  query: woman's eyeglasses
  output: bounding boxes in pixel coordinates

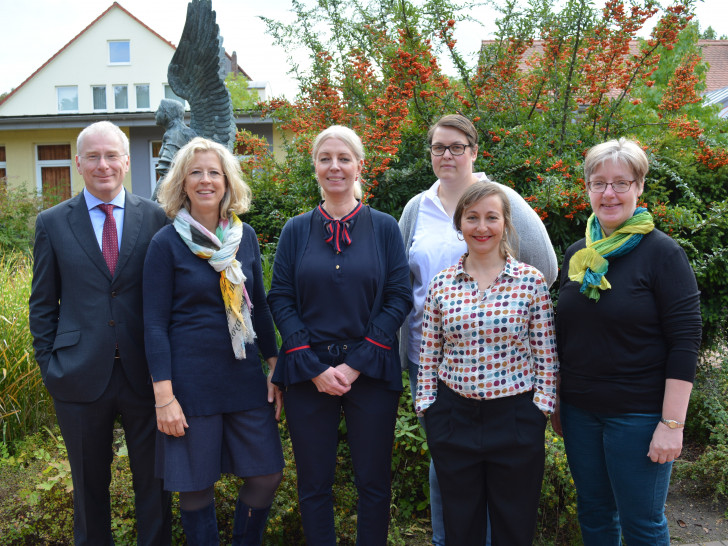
[587,180,635,193]
[429,144,470,156]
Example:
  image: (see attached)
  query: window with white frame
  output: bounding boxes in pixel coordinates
[36,144,72,203]
[109,40,130,64]
[164,85,185,105]
[136,84,150,109]
[114,85,129,110]
[92,86,107,110]
[56,86,78,112]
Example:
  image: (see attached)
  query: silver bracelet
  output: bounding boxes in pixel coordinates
[155,395,176,408]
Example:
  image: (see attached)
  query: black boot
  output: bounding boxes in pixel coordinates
[232,497,271,546]
[180,501,219,545]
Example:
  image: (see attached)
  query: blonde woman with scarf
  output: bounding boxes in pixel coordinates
[552,138,702,545]
[144,137,283,545]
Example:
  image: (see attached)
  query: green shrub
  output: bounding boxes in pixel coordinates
[537,427,581,545]
[0,185,44,255]
[391,387,430,521]
[676,348,728,507]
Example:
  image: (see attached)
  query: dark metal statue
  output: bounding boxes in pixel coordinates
[153,100,197,200]
[153,0,237,198]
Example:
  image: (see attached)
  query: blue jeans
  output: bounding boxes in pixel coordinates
[560,402,673,546]
[408,359,491,546]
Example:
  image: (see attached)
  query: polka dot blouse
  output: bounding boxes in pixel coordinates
[416,254,559,415]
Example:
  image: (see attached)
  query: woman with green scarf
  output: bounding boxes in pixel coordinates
[552,138,702,545]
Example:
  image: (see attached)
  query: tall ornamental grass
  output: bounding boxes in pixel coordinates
[0,253,54,444]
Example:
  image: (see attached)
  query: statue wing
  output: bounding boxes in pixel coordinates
[167,0,237,149]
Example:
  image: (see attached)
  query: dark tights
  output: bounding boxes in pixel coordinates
[179,472,283,511]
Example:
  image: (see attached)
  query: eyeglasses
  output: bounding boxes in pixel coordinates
[430,144,470,156]
[588,180,636,193]
[81,153,127,165]
[186,170,225,182]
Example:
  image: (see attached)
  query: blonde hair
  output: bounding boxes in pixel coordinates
[583,138,649,185]
[311,125,364,200]
[157,137,251,219]
[454,182,516,259]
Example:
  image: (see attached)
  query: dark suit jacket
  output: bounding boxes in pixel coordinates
[29,191,168,403]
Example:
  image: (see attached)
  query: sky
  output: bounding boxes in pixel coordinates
[1,0,727,101]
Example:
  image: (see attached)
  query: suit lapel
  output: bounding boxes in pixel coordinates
[67,193,113,281]
[117,192,143,278]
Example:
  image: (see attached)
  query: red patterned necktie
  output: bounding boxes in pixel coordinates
[98,204,118,276]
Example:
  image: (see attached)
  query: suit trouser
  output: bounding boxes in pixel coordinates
[425,382,546,546]
[284,374,400,546]
[53,358,171,546]
[408,359,493,546]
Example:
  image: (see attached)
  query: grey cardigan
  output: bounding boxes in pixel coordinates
[398,178,558,369]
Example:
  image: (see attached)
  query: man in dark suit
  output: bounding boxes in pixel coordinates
[29,121,171,545]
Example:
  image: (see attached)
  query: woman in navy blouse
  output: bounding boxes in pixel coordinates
[144,137,284,545]
[268,125,413,544]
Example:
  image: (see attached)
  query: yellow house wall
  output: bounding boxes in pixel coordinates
[1,127,132,195]
[272,125,289,162]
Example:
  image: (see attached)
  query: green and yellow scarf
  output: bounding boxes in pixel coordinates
[568,207,654,302]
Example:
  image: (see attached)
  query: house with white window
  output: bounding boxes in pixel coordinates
[0,2,277,200]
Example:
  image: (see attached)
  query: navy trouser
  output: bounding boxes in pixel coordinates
[53,358,171,546]
[560,401,672,545]
[425,381,546,545]
[284,374,400,545]
[409,359,492,546]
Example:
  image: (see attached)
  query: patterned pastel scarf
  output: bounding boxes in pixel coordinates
[174,209,256,359]
[568,207,654,302]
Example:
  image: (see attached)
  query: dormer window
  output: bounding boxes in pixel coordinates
[109,41,130,64]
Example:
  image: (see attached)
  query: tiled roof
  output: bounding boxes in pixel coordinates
[480,39,728,93]
[699,40,728,92]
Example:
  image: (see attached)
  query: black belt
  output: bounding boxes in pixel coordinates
[310,340,359,366]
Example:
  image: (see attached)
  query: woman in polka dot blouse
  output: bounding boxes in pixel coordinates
[416,181,558,545]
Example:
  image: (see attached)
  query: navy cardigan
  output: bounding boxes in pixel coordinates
[268,206,412,391]
[144,223,278,416]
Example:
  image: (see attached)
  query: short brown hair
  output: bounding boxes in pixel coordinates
[157,137,251,219]
[454,182,515,259]
[427,114,479,149]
